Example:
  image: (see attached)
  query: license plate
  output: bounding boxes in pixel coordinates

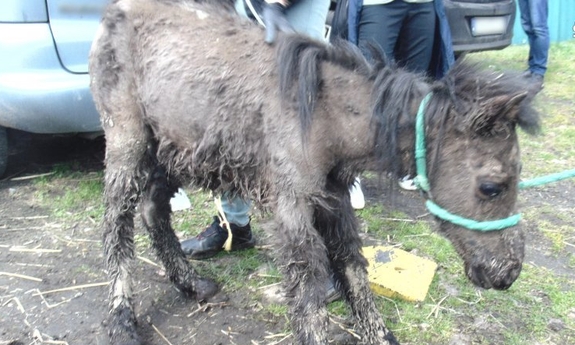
[470,16,508,36]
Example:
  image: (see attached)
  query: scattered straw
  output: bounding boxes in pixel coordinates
[33,281,109,296]
[329,316,361,340]
[152,324,174,345]
[33,289,74,309]
[31,329,70,344]
[2,297,25,313]
[2,226,49,231]
[379,295,403,324]
[137,256,161,267]
[9,247,62,254]
[263,332,292,344]
[253,273,282,279]
[426,294,449,319]
[221,327,240,336]
[186,301,227,318]
[257,282,282,290]
[10,172,55,181]
[382,217,417,223]
[0,271,42,282]
[416,212,431,219]
[8,215,49,220]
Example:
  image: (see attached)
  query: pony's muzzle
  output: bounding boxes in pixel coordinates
[466,259,522,290]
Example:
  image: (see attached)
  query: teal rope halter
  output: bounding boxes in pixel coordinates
[413,93,522,231]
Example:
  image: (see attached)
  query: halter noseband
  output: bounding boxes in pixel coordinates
[413,93,521,231]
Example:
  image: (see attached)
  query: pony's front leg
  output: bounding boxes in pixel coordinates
[275,194,331,345]
[316,181,399,345]
[139,167,218,300]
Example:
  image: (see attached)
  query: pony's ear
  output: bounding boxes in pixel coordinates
[472,91,528,135]
[499,91,528,122]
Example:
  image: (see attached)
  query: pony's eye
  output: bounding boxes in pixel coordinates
[478,182,504,199]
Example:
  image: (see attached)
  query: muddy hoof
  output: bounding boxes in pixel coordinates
[195,277,219,301]
[385,331,400,345]
[108,307,141,345]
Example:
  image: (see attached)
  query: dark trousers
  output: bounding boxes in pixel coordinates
[358,1,436,74]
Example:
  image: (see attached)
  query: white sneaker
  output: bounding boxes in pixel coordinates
[398,175,417,191]
[349,177,365,209]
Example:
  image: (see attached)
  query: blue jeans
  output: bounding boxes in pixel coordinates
[518,0,549,76]
[225,0,329,226]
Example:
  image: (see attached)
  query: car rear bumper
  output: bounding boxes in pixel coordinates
[444,0,516,53]
[0,23,101,134]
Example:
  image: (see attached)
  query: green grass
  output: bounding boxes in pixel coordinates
[34,166,104,222]
[34,41,575,345]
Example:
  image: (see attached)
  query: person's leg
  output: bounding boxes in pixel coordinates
[395,2,436,74]
[518,0,533,47]
[357,1,407,63]
[181,192,255,259]
[221,193,251,227]
[526,0,549,76]
[285,0,330,40]
[237,0,329,43]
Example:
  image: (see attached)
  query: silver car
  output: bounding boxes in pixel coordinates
[0,0,106,176]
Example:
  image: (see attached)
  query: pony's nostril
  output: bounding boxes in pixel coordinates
[469,265,493,289]
[493,262,522,290]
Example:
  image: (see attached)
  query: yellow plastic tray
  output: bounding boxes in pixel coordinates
[362,245,437,302]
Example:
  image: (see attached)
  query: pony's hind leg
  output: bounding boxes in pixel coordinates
[139,166,218,300]
[315,179,399,345]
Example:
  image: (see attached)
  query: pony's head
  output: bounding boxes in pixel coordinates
[276,36,541,290]
[423,62,540,289]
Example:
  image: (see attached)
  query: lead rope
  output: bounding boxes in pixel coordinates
[214,196,234,251]
[519,169,575,189]
[413,93,574,232]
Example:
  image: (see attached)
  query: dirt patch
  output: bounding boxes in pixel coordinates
[0,132,294,345]
[1,131,574,345]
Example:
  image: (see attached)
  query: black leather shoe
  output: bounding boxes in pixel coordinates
[181,216,256,259]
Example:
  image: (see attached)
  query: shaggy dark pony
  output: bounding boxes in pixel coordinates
[89,0,539,344]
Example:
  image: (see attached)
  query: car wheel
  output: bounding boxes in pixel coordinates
[0,126,8,177]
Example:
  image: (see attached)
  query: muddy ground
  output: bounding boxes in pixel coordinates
[1,130,574,345]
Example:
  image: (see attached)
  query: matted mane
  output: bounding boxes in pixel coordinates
[277,36,428,177]
[430,62,541,135]
[277,36,373,134]
[276,35,541,178]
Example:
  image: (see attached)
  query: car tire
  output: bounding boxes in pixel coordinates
[0,126,8,177]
